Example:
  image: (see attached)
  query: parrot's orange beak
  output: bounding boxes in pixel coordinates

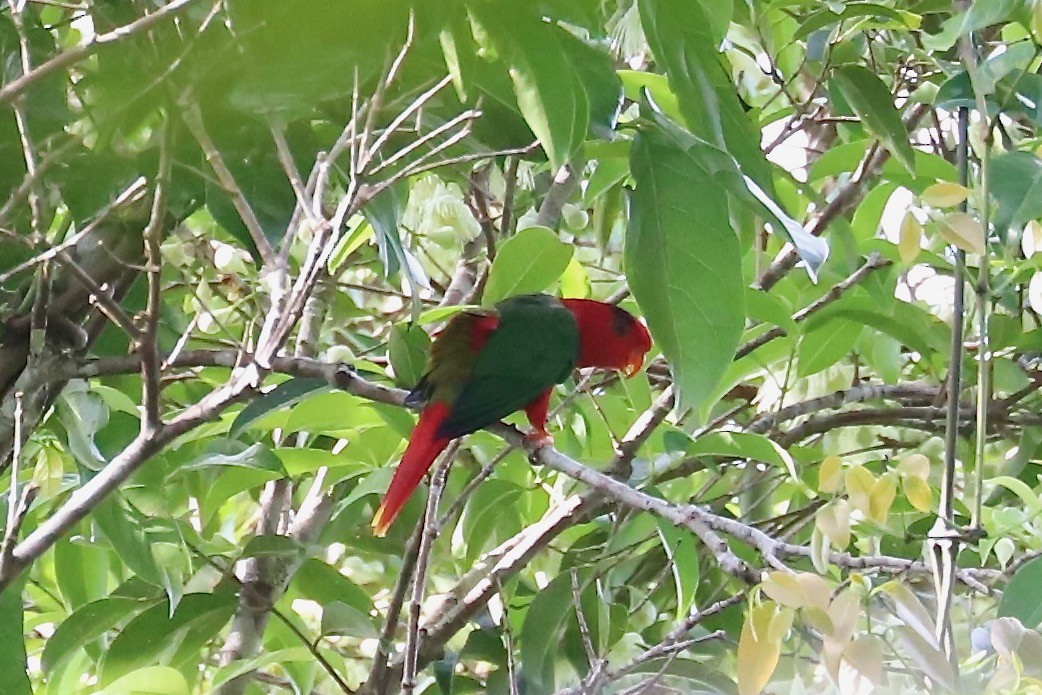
[623,351,645,378]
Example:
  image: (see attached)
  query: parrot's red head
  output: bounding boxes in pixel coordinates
[560,299,652,377]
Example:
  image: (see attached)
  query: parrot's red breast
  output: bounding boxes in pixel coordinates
[371,293,651,536]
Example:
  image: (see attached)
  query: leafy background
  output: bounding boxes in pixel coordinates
[0,0,1040,693]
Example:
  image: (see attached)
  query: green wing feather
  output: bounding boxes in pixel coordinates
[435,294,579,439]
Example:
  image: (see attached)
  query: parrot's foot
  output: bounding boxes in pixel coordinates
[523,429,554,449]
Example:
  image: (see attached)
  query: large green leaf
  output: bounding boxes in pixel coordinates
[999,556,1042,628]
[657,521,700,620]
[626,120,745,416]
[519,573,574,693]
[42,596,158,672]
[797,319,863,377]
[483,226,574,305]
[100,591,237,686]
[638,0,772,191]
[990,151,1042,233]
[470,4,589,170]
[831,65,915,173]
[92,497,163,587]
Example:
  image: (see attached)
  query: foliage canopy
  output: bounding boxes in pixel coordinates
[1,0,1042,693]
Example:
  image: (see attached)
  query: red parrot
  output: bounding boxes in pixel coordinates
[372,293,653,536]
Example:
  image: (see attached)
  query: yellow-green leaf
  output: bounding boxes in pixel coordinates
[818,455,843,493]
[898,212,922,264]
[761,572,806,609]
[483,226,574,305]
[845,466,876,514]
[828,589,862,643]
[903,475,934,513]
[936,211,986,255]
[868,474,898,524]
[920,182,971,208]
[816,500,851,549]
[737,602,785,695]
[897,453,930,479]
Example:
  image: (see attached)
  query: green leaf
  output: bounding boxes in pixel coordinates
[327,219,374,274]
[388,323,431,389]
[797,319,863,377]
[471,5,589,170]
[366,184,429,299]
[483,226,574,305]
[240,534,305,558]
[519,573,573,693]
[230,378,329,438]
[990,151,1042,232]
[97,666,190,695]
[657,521,699,620]
[619,70,684,125]
[923,0,1022,51]
[0,577,31,695]
[100,591,237,686]
[292,558,374,616]
[210,647,313,690]
[626,119,745,416]
[54,536,110,609]
[321,601,378,639]
[638,0,773,191]
[274,447,353,476]
[686,431,799,481]
[463,480,524,562]
[182,441,286,475]
[795,3,914,41]
[831,66,915,173]
[417,304,482,325]
[283,390,390,435]
[1000,559,1042,627]
[92,497,163,587]
[43,596,158,672]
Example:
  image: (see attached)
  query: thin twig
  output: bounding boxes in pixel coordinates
[180,102,276,267]
[0,0,201,105]
[140,127,171,432]
[402,443,457,693]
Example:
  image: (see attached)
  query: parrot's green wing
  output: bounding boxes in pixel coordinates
[435,294,579,439]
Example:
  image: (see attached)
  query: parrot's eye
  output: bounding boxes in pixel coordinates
[610,306,635,337]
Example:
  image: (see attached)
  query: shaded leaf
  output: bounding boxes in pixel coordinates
[230,378,329,438]
[831,66,915,173]
[388,323,431,389]
[999,556,1042,628]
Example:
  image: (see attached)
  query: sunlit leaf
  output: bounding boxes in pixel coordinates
[898,212,923,264]
[737,602,787,695]
[920,182,971,208]
[936,211,986,255]
[818,455,843,493]
[483,226,574,305]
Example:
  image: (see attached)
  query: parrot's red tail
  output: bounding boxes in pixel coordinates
[371,403,451,537]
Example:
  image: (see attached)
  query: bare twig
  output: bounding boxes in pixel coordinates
[140,130,171,432]
[402,444,457,694]
[737,252,891,360]
[180,102,276,267]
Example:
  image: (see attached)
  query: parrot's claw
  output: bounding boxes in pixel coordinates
[523,430,554,449]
